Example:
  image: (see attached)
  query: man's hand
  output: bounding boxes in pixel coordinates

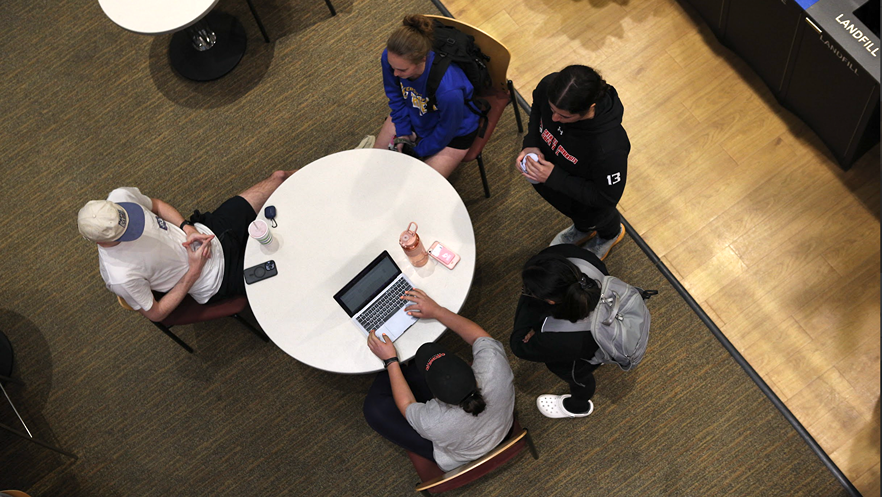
[515,147,543,168]
[523,154,554,184]
[522,330,536,343]
[405,289,489,345]
[183,233,214,258]
[402,289,444,320]
[367,332,397,360]
[185,235,213,274]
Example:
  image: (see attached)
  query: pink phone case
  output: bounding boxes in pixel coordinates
[429,241,460,269]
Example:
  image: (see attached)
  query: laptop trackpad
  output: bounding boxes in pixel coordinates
[378,310,418,341]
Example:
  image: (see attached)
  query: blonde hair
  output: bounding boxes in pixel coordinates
[386,14,434,64]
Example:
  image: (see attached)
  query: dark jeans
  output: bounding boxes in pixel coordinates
[363,362,436,462]
[545,359,600,413]
[573,208,621,240]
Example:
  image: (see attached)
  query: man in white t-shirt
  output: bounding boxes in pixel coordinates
[77,170,294,323]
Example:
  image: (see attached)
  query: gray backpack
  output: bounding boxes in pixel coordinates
[540,258,656,371]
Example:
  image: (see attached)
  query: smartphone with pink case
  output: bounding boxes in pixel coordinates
[428,241,460,270]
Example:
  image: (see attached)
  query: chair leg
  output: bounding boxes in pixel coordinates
[233,314,270,342]
[524,430,539,459]
[244,0,271,43]
[324,0,337,16]
[151,322,194,353]
[477,153,490,198]
[508,80,524,133]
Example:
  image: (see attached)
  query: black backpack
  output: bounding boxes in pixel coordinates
[425,20,493,137]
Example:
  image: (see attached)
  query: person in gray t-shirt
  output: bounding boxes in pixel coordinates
[363,289,515,472]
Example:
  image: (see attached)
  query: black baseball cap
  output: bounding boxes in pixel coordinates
[415,342,477,405]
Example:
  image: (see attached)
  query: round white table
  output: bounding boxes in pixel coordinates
[243,149,476,374]
[98,0,247,81]
[98,0,218,35]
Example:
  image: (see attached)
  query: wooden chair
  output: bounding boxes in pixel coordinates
[407,418,538,495]
[2,490,34,497]
[117,294,269,353]
[425,15,525,198]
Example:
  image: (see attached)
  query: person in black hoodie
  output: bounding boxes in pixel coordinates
[511,244,607,418]
[517,65,630,261]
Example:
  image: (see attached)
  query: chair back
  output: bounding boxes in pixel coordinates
[424,15,512,95]
[117,295,135,311]
[409,418,535,494]
[461,90,511,163]
[118,294,249,326]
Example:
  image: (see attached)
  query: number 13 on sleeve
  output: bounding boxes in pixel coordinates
[607,172,622,185]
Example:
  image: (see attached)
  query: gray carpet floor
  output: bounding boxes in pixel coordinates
[0,0,849,494]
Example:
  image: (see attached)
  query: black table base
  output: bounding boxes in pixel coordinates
[169,11,247,82]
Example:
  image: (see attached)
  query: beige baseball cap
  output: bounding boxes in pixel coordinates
[77,200,144,243]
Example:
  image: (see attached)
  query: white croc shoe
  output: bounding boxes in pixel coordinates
[536,394,594,419]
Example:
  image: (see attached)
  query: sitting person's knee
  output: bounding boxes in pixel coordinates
[271,170,290,181]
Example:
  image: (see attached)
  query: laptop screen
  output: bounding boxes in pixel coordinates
[334,252,401,316]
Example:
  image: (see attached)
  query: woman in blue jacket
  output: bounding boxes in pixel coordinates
[373,14,480,178]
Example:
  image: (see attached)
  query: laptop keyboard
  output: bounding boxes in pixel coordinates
[356,278,413,332]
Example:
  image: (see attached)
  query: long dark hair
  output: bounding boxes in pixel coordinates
[459,389,486,416]
[387,14,434,64]
[522,256,600,322]
[547,65,608,116]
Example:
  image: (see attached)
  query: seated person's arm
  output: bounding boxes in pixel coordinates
[413,88,465,158]
[367,332,416,416]
[138,240,212,322]
[382,52,413,138]
[389,362,417,417]
[151,197,214,248]
[402,289,490,345]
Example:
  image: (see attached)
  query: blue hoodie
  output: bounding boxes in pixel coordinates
[381,49,480,157]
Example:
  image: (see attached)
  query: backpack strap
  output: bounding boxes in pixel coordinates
[424,53,450,113]
[424,56,489,139]
[567,258,606,282]
[541,314,591,333]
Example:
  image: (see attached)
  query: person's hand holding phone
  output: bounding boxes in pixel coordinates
[185,234,213,275]
[183,232,214,255]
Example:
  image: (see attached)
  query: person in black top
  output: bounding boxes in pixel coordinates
[511,244,607,418]
[517,65,630,261]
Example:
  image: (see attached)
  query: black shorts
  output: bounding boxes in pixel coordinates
[188,195,256,301]
[447,127,478,150]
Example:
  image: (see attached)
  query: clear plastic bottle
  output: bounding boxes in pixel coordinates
[399,222,428,267]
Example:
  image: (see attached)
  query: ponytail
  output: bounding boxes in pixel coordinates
[459,390,486,416]
[558,275,599,322]
[522,256,600,322]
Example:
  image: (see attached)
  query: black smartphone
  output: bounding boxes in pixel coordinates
[244,260,278,285]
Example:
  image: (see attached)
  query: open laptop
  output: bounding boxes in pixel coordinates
[333,251,418,341]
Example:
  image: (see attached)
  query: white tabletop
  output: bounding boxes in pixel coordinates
[99,0,218,35]
[244,149,476,374]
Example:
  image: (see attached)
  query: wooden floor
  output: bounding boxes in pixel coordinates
[441,0,881,494]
